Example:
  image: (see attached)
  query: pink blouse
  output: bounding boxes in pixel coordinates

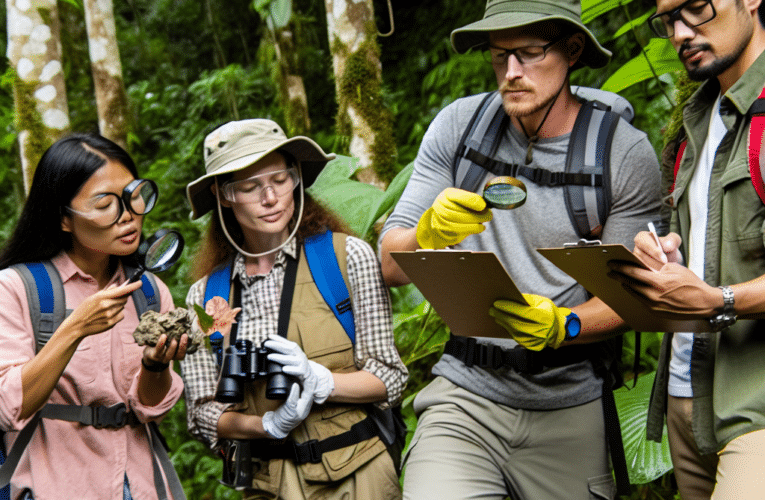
[0,252,184,499]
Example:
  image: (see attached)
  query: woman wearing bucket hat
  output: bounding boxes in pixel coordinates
[181,119,407,499]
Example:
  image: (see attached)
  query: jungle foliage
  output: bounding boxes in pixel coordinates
[0,0,688,498]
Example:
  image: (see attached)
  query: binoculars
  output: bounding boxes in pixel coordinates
[214,339,297,402]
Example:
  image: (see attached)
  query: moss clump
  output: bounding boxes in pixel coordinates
[13,74,53,190]
[663,73,701,148]
[333,27,397,185]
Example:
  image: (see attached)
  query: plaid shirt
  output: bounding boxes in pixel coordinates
[180,236,407,449]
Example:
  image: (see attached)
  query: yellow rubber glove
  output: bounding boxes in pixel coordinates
[416,188,493,249]
[489,294,570,351]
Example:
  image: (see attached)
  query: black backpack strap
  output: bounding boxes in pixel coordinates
[454,91,508,193]
[10,262,67,353]
[251,414,379,464]
[565,101,619,239]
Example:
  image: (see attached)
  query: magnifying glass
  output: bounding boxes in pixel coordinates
[483,176,527,209]
[127,229,185,283]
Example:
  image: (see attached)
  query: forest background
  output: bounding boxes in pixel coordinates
[1,0,691,498]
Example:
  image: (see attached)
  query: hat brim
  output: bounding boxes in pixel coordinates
[451,13,611,69]
[187,135,335,219]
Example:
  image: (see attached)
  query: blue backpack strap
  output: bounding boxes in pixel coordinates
[204,261,233,363]
[10,261,66,353]
[129,271,161,317]
[304,230,356,344]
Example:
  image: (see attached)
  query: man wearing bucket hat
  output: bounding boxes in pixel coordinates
[181,119,407,499]
[379,1,661,499]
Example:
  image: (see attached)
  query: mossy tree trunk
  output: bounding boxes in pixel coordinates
[6,0,71,194]
[83,0,129,149]
[272,24,311,137]
[325,0,396,189]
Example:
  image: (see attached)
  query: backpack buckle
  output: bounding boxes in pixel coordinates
[92,403,129,429]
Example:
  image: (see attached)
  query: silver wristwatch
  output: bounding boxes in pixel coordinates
[708,286,737,332]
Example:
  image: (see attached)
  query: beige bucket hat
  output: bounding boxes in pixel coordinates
[186,119,335,219]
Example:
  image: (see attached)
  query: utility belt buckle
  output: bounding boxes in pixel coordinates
[294,439,322,464]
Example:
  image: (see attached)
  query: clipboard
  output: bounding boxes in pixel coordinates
[537,241,711,332]
[391,250,527,338]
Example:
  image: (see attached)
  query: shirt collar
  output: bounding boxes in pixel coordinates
[231,237,298,281]
[51,251,126,285]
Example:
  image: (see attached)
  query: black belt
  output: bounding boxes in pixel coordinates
[443,335,592,373]
[250,415,378,464]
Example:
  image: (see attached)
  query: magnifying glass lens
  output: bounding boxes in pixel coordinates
[483,176,527,209]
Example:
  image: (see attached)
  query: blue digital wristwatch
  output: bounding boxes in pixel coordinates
[564,311,581,341]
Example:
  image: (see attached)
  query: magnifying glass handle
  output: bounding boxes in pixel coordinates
[127,269,143,284]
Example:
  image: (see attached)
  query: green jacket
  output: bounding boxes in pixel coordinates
[647,49,765,453]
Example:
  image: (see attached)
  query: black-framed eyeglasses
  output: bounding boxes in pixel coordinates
[648,0,717,39]
[483,35,567,67]
[66,179,159,227]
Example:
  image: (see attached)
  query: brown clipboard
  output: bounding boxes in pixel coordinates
[537,242,711,332]
[391,250,527,338]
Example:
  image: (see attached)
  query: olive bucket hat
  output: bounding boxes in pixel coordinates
[451,0,611,69]
[186,119,335,219]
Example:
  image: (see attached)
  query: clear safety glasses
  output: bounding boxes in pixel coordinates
[220,167,300,204]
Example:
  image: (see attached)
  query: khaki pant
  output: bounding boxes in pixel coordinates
[667,396,718,500]
[668,395,765,500]
[402,377,615,500]
[242,451,401,500]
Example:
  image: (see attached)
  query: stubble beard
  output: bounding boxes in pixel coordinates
[500,86,558,118]
[682,23,752,81]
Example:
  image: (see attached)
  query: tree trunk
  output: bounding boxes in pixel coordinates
[324,0,396,189]
[6,0,70,193]
[272,24,311,136]
[83,0,129,149]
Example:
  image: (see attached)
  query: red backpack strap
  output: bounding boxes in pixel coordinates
[748,85,765,205]
[671,140,687,194]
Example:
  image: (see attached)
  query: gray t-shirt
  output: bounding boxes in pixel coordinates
[381,93,661,410]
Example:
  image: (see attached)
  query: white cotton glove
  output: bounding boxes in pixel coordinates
[261,383,314,439]
[264,335,335,404]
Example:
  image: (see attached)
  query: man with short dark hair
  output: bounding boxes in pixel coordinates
[613,0,765,498]
[379,0,661,498]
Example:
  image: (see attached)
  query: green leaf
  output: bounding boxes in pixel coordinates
[601,38,684,93]
[581,0,630,23]
[610,9,655,40]
[614,371,674,484]
[193,304,214,332]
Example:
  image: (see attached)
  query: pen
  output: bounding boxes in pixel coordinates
[647,222,667,264]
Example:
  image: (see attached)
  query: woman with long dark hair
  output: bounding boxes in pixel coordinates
[181,119,407,499]
[0,133,187,500]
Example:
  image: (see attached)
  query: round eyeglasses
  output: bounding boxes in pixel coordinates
[648,0,716,39]
[221,167,300,204]
[66,179,158,227]
[483,35,566,67]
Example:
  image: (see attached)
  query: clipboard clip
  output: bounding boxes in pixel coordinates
[563,238,603,247]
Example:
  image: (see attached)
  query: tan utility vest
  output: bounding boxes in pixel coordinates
[232,233,385,490]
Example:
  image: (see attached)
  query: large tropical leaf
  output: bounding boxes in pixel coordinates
[601,38,683,93]
[307,156,414,238]
[614,371,673,485]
